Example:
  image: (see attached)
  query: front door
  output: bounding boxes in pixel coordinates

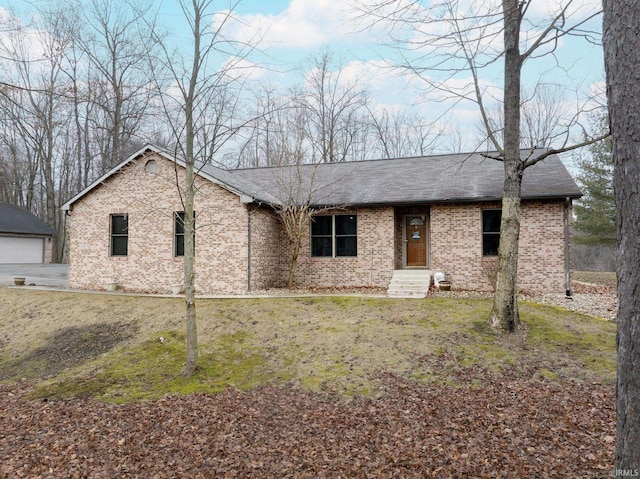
[405,215,427,267]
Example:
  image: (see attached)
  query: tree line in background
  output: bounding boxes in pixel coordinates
[2,1,612,263]
[0,1,613,269]
[0,1,451,263]
[573,115,616,271]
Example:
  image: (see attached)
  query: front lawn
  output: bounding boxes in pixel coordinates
[0,288,615,400]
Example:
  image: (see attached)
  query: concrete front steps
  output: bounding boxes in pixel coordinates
[387,269,433,298]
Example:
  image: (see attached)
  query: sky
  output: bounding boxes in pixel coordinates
[4,0,606,157]
[167,0,606,154]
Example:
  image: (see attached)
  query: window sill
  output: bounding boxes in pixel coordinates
[311,256,358,260]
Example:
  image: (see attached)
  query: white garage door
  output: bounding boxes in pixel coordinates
[0,237,44,263]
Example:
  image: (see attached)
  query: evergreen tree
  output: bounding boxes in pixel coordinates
[574,117,615,245]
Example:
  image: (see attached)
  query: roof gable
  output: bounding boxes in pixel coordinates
[60,145,262,211]
[0,204,55,236]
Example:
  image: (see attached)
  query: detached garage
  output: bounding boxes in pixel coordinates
[0,204,55,263]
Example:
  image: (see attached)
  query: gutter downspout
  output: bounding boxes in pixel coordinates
[564,197,572,297]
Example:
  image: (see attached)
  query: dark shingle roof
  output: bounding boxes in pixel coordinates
[230,150,582,207]
[0,204,55,236]
[61,146,581,211]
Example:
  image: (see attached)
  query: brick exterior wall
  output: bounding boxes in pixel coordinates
[430,200,570,292]
[67,151,571,294]
[67,152,249,294]
[248,206,287,289]
[289,207,396,288]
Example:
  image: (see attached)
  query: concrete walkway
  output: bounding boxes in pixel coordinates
[0,264,392,299]
[0,265,389,299]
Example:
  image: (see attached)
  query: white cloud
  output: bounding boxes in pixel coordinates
[526,0,601,18]
[218,0,361,49]
[221,56,266,82]
[0,8,60,78]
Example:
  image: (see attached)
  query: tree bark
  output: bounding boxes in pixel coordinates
[603,0,640,469]
[183,162,197,376]
[181,0,202,377]
[488,0,523,332]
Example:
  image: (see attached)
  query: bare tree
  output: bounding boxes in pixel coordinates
[358,0,608,332]
[272,164,320,288]
[602,0,640,469]
[368,106,443,158]
[74,0,159,173]
[300,50,369,163]
[270,160,342,288]
[477,85,572,150]
[0,5,74,260]
[147,0,259,376]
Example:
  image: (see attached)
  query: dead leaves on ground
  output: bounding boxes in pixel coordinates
[0,365,614,478]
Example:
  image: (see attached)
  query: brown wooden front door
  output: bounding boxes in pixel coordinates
[405,215,427,267]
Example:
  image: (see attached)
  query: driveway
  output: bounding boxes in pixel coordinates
[0,264,69,288]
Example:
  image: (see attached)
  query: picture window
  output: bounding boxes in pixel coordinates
[311,214,357,257]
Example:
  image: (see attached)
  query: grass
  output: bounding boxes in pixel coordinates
[573,270,617,287]
[0,288,616,403]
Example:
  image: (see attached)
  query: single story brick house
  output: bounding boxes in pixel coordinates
[60,145,580,294]
[0,203,55,263]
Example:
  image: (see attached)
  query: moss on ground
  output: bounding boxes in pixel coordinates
[0,288,616,402]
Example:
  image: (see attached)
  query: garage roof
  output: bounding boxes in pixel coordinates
[0,204,55,236]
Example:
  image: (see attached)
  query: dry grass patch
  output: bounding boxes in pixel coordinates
[573,270,617,287]
[0,288,616,402]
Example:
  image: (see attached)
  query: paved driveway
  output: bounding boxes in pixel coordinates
[0,264,69,288]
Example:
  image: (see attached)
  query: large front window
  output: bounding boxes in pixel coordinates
[110,214,128,256]
[311,214,357,257]
[482,209,501,256]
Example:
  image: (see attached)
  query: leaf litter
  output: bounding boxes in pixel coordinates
[0,364,614,478]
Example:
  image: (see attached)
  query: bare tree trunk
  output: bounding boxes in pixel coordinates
[181,0,202,378]
[183,157,197,376]
[287,242,300,288]
[603,0,640,468]
[488,0,523,332]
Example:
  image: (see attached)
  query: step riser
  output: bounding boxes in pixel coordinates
[386,269,432,298]
[389,280,432,286]
[391,285,429,289]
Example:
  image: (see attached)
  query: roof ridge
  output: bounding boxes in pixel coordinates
[227,147,554,172]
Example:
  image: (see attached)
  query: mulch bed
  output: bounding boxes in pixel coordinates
[0,364,615,478]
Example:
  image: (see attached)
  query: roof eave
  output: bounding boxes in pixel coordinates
[308,192,582,209]
[61,144,162,211]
